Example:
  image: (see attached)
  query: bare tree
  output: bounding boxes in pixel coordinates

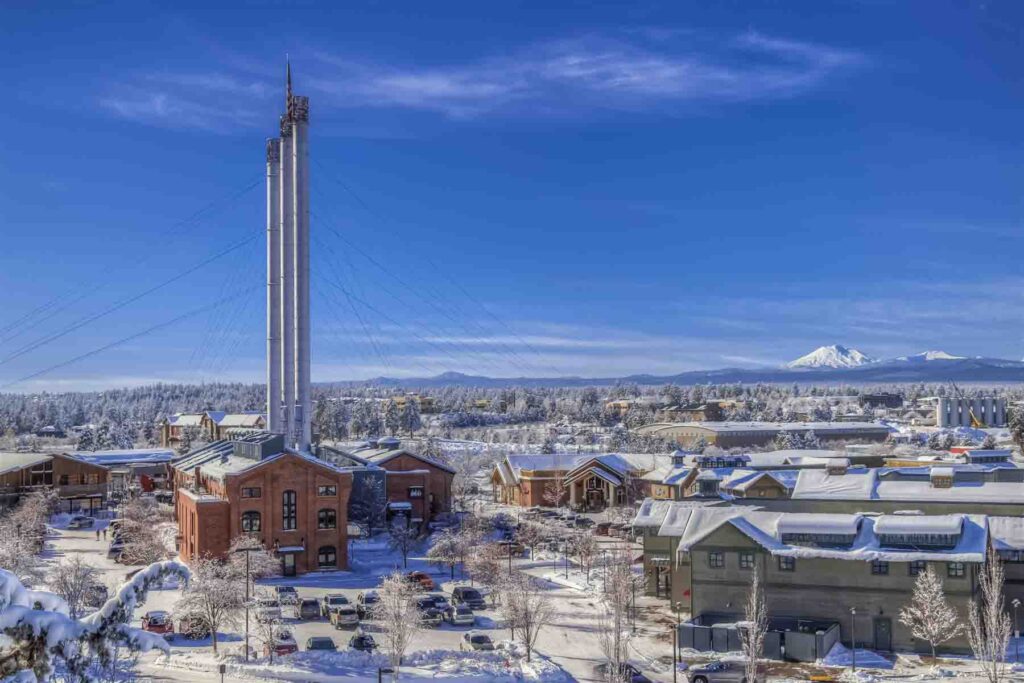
[174,557,245,653]
[501,573,556,662]
[515,521,546,561]
[388,515,420,569]
[426,528,463,579]
[968,558,1012,683]
[228,535,280,581]
[898,566,963,661]
[571,530,598,583]
[374,571,422,678]
[349,475,387,540]
[118,497,172,565]
[249,589,284,663]
[541,452,565,509]
[598,547,635,681]
[450,452,489,513]
[47,555,100,619]
[466,543,504,606]
[738,565,768,683]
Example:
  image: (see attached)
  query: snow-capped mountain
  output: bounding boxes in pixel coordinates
[786,345,874,369]
[893,350,966,362]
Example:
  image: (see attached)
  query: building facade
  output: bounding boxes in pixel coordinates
[0,451,110,512]
[636,421,891,449]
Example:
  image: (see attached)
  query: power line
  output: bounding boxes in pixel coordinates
[1,285,260,390]
[0,234,259,367]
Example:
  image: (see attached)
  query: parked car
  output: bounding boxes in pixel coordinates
[68,515,94,529]
[255,597,282,623]
[330,604,359,629]
[423,593,450,611]
[294,598,321,620]
[349,633,377,652]
[460,631,495,651]
[595,522,613,536]
[415,597,444,627]
[265,628,298,657]
[446,603,476,626]
[574,517,595,528]
[305,636,337,652]
[593,663,652,683]
[686,661,755,683]
[450,586,486,610]
[405,571,435,591]
[356,590,379,619]
[320,593,350,617]
[107,541,125,560]
[141,610,173,636]
[275,586,299,605]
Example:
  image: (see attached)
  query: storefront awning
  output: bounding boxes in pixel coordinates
[276,545,304,554]
[388,501,413,510]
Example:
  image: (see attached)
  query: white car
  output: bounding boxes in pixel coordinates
[447,603,475,626]
[255,597,282,622]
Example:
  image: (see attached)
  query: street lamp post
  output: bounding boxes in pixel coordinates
[631,579,637,633]
[673,602,682,683]
[564,539,569,579]
[1014,599,1021,663]
[232,546,259,661]
[849,607,857,674]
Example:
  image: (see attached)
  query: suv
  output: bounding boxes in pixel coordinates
[349,633,377,652]
[275,586,299,605]
[330,604,359,629]
[320,593,349,617]
[595,663,652,683]
[356,590,379,619]
[405,571,435,591]
[255,597,282,623]
[266,628,298,657]
[141,610,173,636]
[294,598,321,620]
[446,603,475,626]
[68,515,94,529]
[451,586,486,610]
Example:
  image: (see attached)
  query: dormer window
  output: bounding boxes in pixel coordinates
[778,514,861,548]
[875,515,964,550]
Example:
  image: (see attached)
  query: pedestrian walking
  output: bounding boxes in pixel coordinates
[102,527,107,540]
[95,529,100,541]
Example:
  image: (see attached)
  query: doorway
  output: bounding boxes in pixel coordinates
[282,553,296,577]
[873,617,892,651]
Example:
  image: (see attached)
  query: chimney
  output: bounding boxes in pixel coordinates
[826,458,849,476]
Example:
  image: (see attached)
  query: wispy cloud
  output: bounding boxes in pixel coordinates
[98,29,864,128]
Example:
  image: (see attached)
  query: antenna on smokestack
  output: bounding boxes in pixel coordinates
[286,55,292,104]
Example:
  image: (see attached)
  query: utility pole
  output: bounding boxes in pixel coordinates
[232,546,259,661]
[849,607,857,674]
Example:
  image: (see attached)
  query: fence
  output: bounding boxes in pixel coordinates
[678,613,840,662]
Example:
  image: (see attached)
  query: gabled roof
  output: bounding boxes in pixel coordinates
[347,446,455,474]
[166,413,204,427]
[215,413,266,428]
[0,452,52,476]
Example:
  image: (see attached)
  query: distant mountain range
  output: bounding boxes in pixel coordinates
[322,346,1024,388]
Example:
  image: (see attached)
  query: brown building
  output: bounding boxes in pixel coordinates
[160,412,267,448]
[173,435,353,576]
[635,421,892,450]
[0,451,110,512]
[343,438,454,526]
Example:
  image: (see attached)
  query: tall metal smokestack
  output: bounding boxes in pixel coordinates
[265,138,283,433]
[291,94,311,452]
[279,118,295,447]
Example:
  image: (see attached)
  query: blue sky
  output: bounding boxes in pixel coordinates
[1,1,1023,390]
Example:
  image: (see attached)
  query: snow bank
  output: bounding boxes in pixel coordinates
[820,643,895,670]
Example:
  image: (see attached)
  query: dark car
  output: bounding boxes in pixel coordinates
[305,636,337,651]
[461,631,495,651]
[275,586,299,605]
[294,598,321,620]
[349,633,378,652]
[594,663,653,683]
[451,586,486,610]
[356,590,379,619]
[415,597,444,627]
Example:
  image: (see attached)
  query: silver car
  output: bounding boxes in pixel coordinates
[687,661,759,683]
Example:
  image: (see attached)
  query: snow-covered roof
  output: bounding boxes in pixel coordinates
[0,452,51,475]
[215,413,266,428]
[661,466,693,486]
[643,421,893,434]
[792,469,878,500]
[794,467,1024,503]
[873,514,964,536]
[350,445,455,474]
[990,516,1024,550]
[929,467,955,478]
[633,499,674,528]
[696,470,721,481]
[72,448,175,466]
[722,512,988,563]
[676,507,748,549]
[777,513,862,537]
[167,413,203,427]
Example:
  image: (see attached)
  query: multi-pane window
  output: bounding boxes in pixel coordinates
[241,511,261,533]
[909,560,927,576]
[871,560,889,575]
[318,546,337,568]
[317,485,337,497]
[241,487,261,498]
[318,508,337,529]
[739,551,755,570]
[282,490,297,531]
[408,486,424,499]
[708,552,725,569]
[948,562,966,578]
[778,556,796,572]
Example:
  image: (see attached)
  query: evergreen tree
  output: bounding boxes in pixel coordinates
[400,399,422,436]
[95,422,114,450]
[76,426,96,452]
[384,400,401,436]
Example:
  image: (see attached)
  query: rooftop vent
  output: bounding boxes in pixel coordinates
[826,458,850,475]
[930,467,955,488]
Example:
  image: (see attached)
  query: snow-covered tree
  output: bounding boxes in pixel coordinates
[76,426,96,452]
[466,543,504,606]
[774,430,796,450]
[739,565,768,683]
[802,429,821,449]
[47,556,100,620]
[227,536,280,582]
[118,497,171,565]
[597,547,635,682]
[426,529,463,580]
[1009,406,1024,452]
[501,573,555,662]
[570,530,598,584]
[349,475,387,541]
[968,558,1012,683]
[383,400,401,437]
[174,557,245,654]
[981,434,998,450]
[249,588,283,663]
[399,399,422,436]
[514,521,546,560]
[0,560,188,682]
[374,571,421,678]
[898,566,963,660]
[387,515,420,569]
[928,432,944,451]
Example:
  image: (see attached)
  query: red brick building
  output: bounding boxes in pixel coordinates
[343,438,455,528]
[173,435,352,576]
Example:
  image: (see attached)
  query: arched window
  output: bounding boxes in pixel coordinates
[318,545,337,568]
[241,511,261,533]
[282,490,297,530]
[318,508,337,529]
